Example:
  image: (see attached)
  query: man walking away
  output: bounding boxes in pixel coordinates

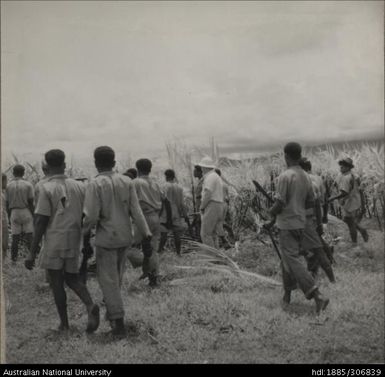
[25,149,100,333]
[133,158,164,287]
[83,147,152,338]
[198,157,224,249]
[158,169,188,256]
[6,165,34,262]
[328,157,368,247]
[265,142,329,315]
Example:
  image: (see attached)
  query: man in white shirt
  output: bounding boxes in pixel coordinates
[197,157,224,248]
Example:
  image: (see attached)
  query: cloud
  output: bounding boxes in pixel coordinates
[1,1,383,163]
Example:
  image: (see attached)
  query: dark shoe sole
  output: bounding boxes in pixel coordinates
[86,305,100,333]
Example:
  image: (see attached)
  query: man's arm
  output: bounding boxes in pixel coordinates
[82,182,101,234]
[25,214,49,269]
[128,183,151,238]
[200,187,212,211]
[27,198,35,216]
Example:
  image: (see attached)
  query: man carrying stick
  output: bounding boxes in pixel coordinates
[264,142,329,314]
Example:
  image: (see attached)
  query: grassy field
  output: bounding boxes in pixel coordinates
[2,216,384,364]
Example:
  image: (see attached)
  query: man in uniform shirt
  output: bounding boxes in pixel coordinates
[198,157,224,249]
[83,147,152,337]
[133,158,164,287]
[265,142,329,314]
[6,164,34,262]
[158,169,188,256]
[25,149,100,333]
[328,157,368,246]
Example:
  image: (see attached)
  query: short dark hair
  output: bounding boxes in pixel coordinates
[299,157,312,172]
[94,146,115,168]
[215,168,222,176]
[194,165,202,173]
[284,142,302,161]
[13,164,25,177]
[124,168,137,179]
[165,169,175,180]
[136,158,152,174]
[45,149,65,168]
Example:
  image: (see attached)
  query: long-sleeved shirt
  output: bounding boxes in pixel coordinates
[200,170,224,211]
[83,171,150,249]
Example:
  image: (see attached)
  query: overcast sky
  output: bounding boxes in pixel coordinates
[1,1,383,162]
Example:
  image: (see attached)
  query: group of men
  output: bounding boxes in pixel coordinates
[1,141,369,337]
[264,142,368,314]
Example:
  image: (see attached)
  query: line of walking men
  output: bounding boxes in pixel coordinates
[1,142,368,337]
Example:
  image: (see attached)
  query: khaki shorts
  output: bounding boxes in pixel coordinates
[10,208,33,235]
[38,248,80,273]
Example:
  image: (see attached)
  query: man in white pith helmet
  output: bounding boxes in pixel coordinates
[197,157,224,248]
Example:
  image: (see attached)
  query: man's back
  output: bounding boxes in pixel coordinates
[6,178,34,209]
[336,171,361,213]
[133,176,163,214]
[84,171,140,248]
[161,181,186,224]
[275,166,314,230]
[36,174,85,253]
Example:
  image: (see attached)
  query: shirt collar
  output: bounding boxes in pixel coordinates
[96,171,115,178]
[48,174,68,180]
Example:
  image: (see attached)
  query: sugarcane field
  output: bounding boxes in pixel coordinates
[1,0,384,368]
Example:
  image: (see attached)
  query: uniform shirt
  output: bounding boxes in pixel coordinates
[201,170,224,210]
[133,175,163,215]
[195,178,204,211]
[6,178,34,209]
[35,176,50,204]
[35,174,84,257]
[160,181,187,226]
[336,171,361,213]
[83,171,150,249]
[275,165,315,230]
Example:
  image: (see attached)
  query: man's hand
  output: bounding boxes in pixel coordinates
[81,244,93,259]
[316,223,324,236]
[25,252,35,270]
